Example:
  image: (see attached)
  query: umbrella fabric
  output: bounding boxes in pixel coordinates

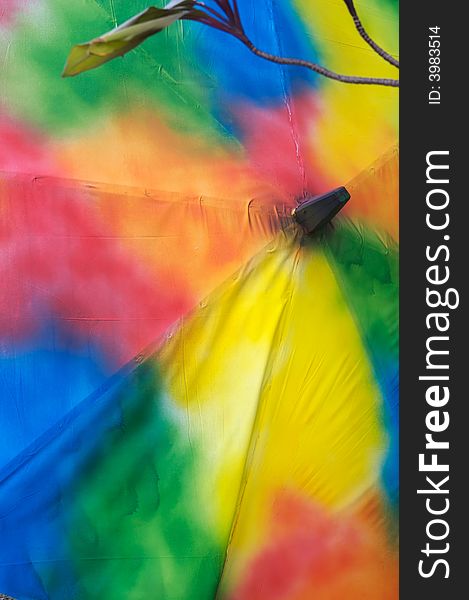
[1,0,398,466]
[0,172,287,467]
[0,151,398,599]
[1,0,398,198]
[0,0,398,598]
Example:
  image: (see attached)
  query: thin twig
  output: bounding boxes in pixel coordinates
[230,0,242,29]
[342,0,399,68]
[243,40,399,87]
[213,0,236,23]
[192,1,231,24]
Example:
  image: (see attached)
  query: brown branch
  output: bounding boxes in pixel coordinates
[243,40,399,87]
[342,0,399,68]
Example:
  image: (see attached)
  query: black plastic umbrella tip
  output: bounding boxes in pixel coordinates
[292,186,350,235]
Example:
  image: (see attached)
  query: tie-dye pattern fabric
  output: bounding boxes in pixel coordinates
[1,1,398,598]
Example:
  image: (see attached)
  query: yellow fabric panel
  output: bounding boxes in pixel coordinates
[218,241,387,594]
[294,0,399,184]
[158,229,387,593]
[158,232,301,539]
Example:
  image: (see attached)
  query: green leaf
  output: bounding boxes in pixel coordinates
[62,3,193,77]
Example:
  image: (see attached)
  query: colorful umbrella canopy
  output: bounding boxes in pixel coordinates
[0,154,398,599]
[0,1,398,598]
